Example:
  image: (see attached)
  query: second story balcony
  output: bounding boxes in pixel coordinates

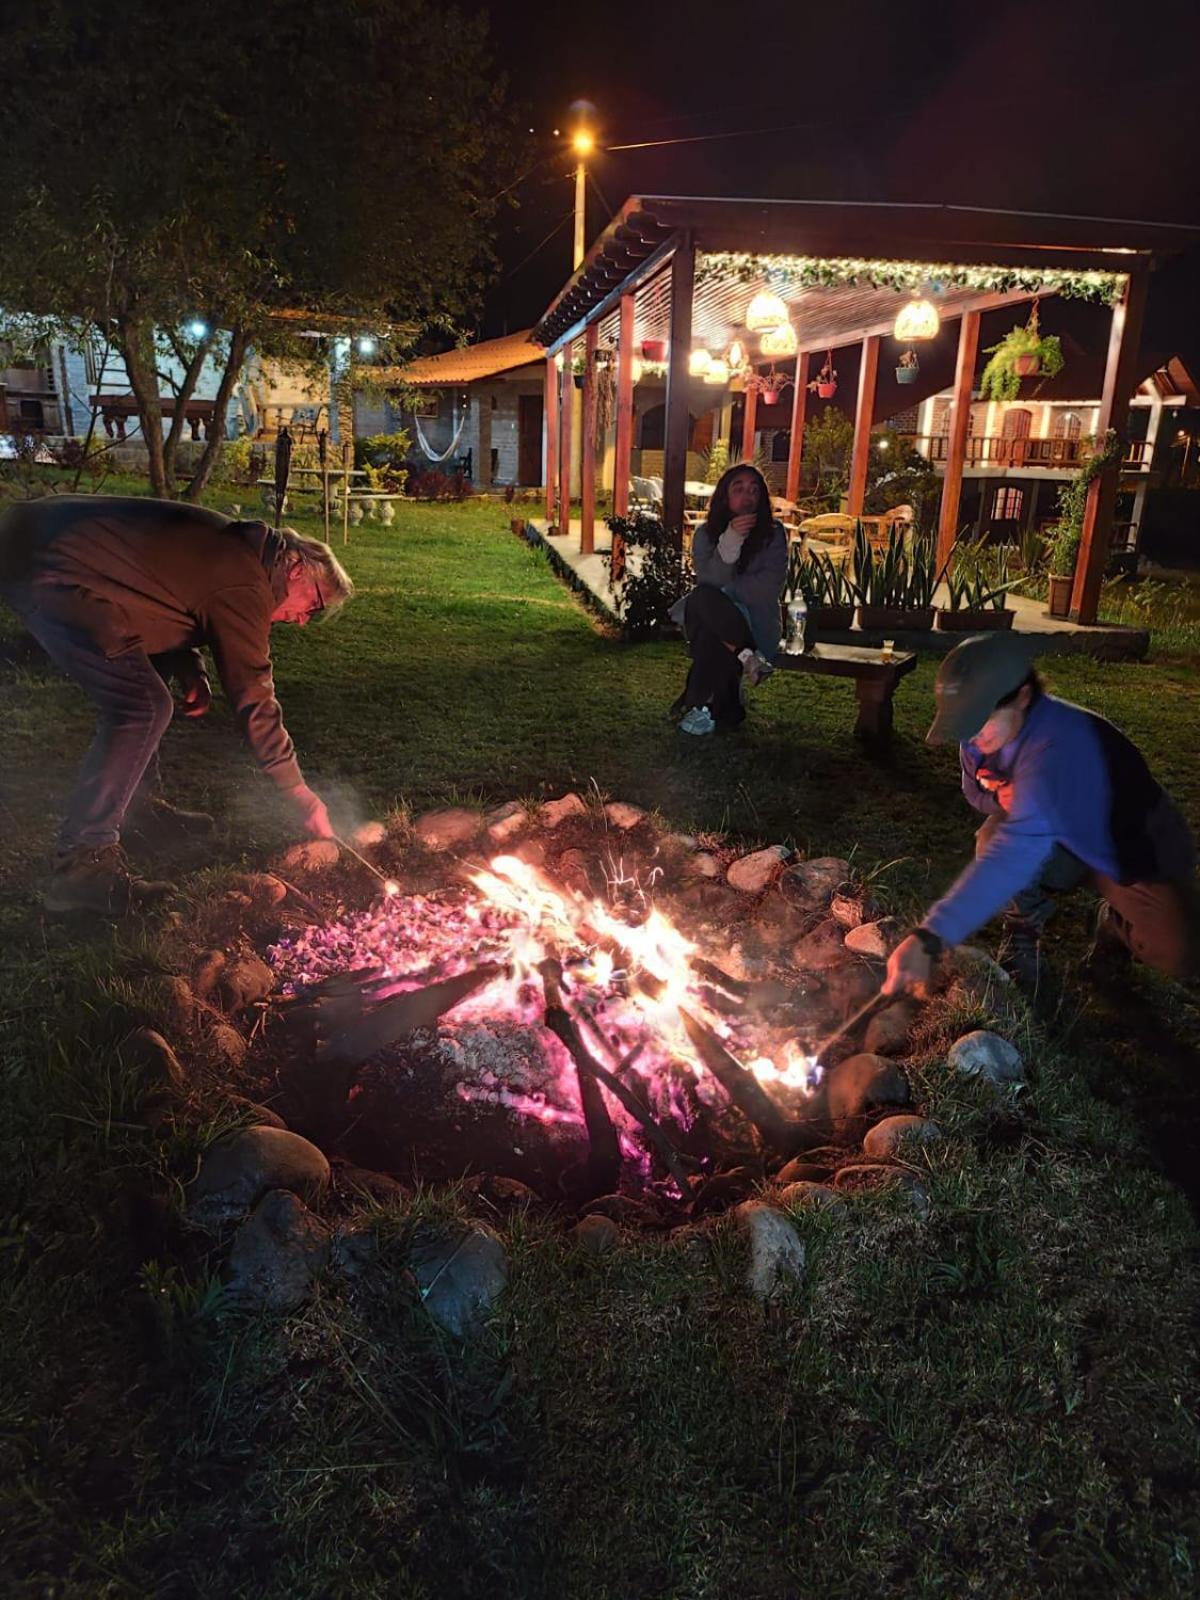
[900,433,1152,473]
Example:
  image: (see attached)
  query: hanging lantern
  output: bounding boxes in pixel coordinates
[760,321,798,358]
[727,338,747,371]
[744,291,789,333]
[689,348,713,376]
[893,294,940,342]
[703,358,730,386]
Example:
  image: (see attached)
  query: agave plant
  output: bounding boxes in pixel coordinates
[851,523,938,609]
[940,535,1023,611]
[786,546,855,607]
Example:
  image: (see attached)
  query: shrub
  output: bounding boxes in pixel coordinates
[605,512,692,640]
[407,467,471,500]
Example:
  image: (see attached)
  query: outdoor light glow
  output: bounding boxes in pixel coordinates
[893,296,940,341]
[727,339,747,370]
[878,438,889,450]
[571,128,596,157]
[689,348,712,376]
[630,356,644,384]
[744,291,789,332]
[702,358,730,386]
[357,336,376,355]
[188,320,208,339]
[760,321,797,357]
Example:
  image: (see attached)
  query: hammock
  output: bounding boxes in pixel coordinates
[413,403,467,463]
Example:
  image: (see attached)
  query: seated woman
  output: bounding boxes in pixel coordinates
[669,463,788,735]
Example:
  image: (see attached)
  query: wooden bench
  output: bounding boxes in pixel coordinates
[773,642,918,746]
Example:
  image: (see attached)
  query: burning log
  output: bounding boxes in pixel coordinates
[316,961,507,1066]
[679,1008,821,1155]
[540,959,695,1200]
[539,958,621,1195]
[689,957,752,999]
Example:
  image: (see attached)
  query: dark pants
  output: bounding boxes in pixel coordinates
[4,587,175,852]
[980,798,1200,981]
[676,585,753,725]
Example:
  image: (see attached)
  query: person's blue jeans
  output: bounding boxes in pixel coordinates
[4,586,174,852]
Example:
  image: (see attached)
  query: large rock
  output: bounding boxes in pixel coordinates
[829,893,866,929]
[158,976,197,1033]
[278,839,340,872]
[821,962,885,1016]
[216,953,275,1013]
[689,852,721,880]
[229,872,289,908]
[833,1163,931,1218]
[225,1190,330,1311]
[484,800,527,844]
[947,1030,1025,1087]
[539,792,587,828]
[843,919,901,960]
[349,821,386,848]
[189,1126,331,1225]
[862,1115,942,1160]
[727,846,788,895]
[775,1157,832,1185]
[786,857,852,907]
[413,807,480,851]
[209,1023,248,1069]
[733,1201,806,1300]
[411,1225,508,1337]
[776,1180,847,1215]
[333,1161,408,1204]
[192,950,227,1001]
[603,801,645,830]
[863,998,920,1057]
[791,917,850,972]
[123,1027,185,1092]
[571,1213,619,1255]
[820,1053,911,1132]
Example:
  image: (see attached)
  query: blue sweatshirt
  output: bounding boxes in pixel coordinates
[923,693,1166,946]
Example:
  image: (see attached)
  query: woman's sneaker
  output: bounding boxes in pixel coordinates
[737,648,774,687]
[679,705,716,736]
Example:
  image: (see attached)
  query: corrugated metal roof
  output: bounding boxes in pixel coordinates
[377,330,541,387]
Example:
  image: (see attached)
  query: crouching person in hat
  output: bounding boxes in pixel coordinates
[0,495,353,916]
[884,631,1199,998]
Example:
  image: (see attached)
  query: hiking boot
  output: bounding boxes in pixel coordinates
[44,844,176,917]
[737,648,774,688]
[1082,901,1134,981]
[124,795,215,844]
[679,705,716,736]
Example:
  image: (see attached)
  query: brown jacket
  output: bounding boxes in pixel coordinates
[0,495,302,789]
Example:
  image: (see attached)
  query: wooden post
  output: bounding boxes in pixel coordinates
[341,440,352,545]
[558,343,573,538]
[580,322,598,554]
[1071,271,1150,623]
[740,381,758,463]
[613,294,635,519]
[544,355,558,525]
[847,336,879,518]
[477,389,492,492]
[662,235,695,546]
[936,311,981,571]
[785,352,811,503]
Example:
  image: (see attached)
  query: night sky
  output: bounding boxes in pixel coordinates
[479,0,1200,357]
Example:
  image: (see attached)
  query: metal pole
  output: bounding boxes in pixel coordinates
[341,440,352,546]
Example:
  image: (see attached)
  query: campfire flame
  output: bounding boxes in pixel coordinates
[271,852,821,1154]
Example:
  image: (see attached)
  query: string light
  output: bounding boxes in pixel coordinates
[699,252,1123,305]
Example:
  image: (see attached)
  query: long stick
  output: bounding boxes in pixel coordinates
[680,1008,819,1153]
[331,832,395,895]
[809,989,887,1064]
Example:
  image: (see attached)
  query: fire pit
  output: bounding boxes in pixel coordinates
[255,806,901,1211]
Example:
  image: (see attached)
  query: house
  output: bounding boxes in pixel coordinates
[358,331,546,489]
[531,195,1200,621]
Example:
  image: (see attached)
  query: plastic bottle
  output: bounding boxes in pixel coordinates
[784,596,808,655]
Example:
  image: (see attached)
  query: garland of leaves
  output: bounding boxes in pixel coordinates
[696,252,1124,306]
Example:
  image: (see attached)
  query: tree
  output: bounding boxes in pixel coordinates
[0,0,524,498]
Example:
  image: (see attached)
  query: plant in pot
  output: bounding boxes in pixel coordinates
[641,338,667,362]
[787,545,856,636]
[979,302,1065,402]
[808,351,837,400]
[851,521,937,632]
[895,348,920,385]
[936,537,1021,631]
[571,352,587,390]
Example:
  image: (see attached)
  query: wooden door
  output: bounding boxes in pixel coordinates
[518,393,543,485]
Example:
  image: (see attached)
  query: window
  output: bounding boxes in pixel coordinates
[990,486,1024,522]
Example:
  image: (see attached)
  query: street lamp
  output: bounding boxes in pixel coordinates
[570,125,596,270]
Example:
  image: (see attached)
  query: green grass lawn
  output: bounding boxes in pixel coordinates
[2,486,1200,1597]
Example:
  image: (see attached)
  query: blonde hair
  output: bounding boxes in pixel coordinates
[278,528,354,617]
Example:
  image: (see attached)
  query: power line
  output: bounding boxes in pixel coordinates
[504,209,574,279]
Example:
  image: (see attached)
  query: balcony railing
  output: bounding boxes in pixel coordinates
[901,435,1152,471]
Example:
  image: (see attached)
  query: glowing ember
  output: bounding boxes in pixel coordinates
[268,853,822,1175]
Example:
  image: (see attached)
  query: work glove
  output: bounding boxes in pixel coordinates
[285,782,335,839]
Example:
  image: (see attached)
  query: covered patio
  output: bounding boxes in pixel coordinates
[532,198,1194,625]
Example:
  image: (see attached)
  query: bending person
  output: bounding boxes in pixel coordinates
[0,494,353,915]
[669,464,788,735]
[884,632,1198,998]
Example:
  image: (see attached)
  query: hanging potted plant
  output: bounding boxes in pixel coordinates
[895,348,920,385]
[809,351,838,400]
[571,352,587,390]
[851,522,938,632]
[641,338,667,362]
[979,302,1065,402]
[935,537,1020,631]
[748,367,793,407]
[787,545,855,636]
